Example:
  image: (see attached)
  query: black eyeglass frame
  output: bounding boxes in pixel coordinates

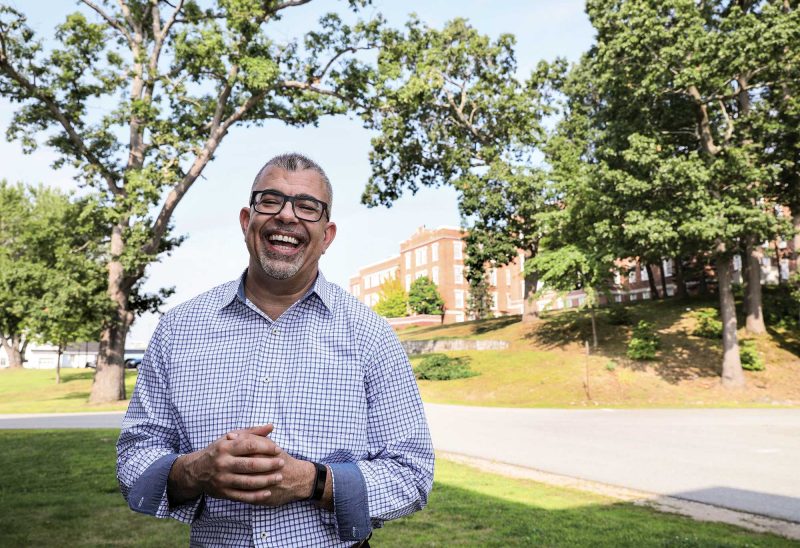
[249,189,330,222]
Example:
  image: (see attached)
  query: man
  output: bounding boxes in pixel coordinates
[117,153,434,547]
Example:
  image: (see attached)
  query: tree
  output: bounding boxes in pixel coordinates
[0,182,109,377]
[373,277,407,318]
[575,0,797,387]
[408,276,444,315]
[362,18,561,323]
[0,1,380,402]
[465,268,493,321]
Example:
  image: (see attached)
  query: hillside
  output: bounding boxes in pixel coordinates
[398,297,800,408]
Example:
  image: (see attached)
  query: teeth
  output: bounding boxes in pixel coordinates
[269,234,300,245]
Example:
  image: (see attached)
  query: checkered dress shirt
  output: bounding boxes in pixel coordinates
[117,271,434,547]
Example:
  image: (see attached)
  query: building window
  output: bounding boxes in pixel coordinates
[415,247,427,266]
[405,253,411,269]
[453,241,463,260]
[416,270,427,280]
[519,253,525,272]
[628,270,637,284]
[455,313,464,323]
[454,265,464,284]
[614,294,622,303]
[353,285,360,296]
[492,292,498,310]
[640,266,648,282]
[364,277,371,290]
[405,274,411,290]
[432,266,439,285]
[781,259,790,281]
[614,271,622,285]
[733,255,742,271]
[490,268,497,286]
[455,290,464,308]
[662,259,673,278]
[432,242,439,262]
[642,291,651,300]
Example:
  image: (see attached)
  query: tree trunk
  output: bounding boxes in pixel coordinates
[745,238,766,335]
[674,257,688,299]
[741,251,751,316]
[589,306,598,349]
[793,210,800,267]
[659,260,669,299]
[717,257,745,389]
[56,344,62,385]
[1,334,26,368]
[89,226,134,403]
[522,249,539,323]
[645,264,660,299]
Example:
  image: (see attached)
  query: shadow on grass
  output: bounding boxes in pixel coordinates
[57,391,91,401]
[766,326,800,358]
[1,430,792,547]
[60,370,96,383]
[525,297,726,385]
[375,482,793,547]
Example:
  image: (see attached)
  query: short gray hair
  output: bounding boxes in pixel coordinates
[253,153,333,216]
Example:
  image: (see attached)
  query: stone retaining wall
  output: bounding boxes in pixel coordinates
[401,339,509,355]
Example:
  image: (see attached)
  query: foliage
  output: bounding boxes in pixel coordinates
[466,269,494,320]
[605,306,633,326]
[414,353,478,381]
[762,281,800,327]
[691,308,723,340]
[0,1,381,401]
[363,18,564,318]
[0,182,109,369]
[739,339,765,372]
[373,277,408,318]
[408,276,444,315]
[626,320,660,360]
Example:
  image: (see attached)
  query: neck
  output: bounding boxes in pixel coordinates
[244,261,318,320]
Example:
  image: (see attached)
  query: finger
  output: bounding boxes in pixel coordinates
[228,456,286,475]
[227,424,274,441]
[220,488,274,505]
[222,471,285,491]
[226,435,281,457]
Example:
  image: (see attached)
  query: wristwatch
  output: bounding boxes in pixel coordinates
[309,462,327,501]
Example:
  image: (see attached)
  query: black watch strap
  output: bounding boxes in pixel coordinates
[309,462,327,501]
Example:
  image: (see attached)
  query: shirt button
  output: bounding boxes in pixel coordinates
[260,531,268,540]
[271,327,279,335]
[262,376,270,383]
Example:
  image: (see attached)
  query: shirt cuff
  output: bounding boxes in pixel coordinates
[328,462,371,542]
[128,453,204,524]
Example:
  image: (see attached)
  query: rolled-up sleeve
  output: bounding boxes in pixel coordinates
[357,321,435,529]
[116,314,202,524]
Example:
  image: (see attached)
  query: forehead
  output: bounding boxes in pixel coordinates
[252,167,328,201]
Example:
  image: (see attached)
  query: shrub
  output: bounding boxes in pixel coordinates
[414,354,479,381]
[692,307,723,339]
[606,306,633,326]
[627,320,659,360]
[739,340,765,371]
[605,360,617,371]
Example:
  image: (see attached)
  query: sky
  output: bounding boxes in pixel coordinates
[0,1,595,343]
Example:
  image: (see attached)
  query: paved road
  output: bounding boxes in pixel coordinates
[424,404,800,523]
[3,406,799,523]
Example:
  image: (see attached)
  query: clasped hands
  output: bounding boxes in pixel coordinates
[168,424,316,507]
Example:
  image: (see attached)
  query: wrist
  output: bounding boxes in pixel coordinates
[307,461,328,501]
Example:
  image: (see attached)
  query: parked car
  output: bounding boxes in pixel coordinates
[124,358,142,369]
[84,361,96,369]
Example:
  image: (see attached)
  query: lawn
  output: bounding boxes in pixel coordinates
[403,297,800,408]
[0,429,794,547]
[0,368,136,414]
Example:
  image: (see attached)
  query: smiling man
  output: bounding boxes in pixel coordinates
[116,153,434,547]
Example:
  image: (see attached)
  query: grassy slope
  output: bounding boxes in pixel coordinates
[400,297,800,408]
[0,430,793,547]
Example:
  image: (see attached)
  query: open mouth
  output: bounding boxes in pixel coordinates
[265,232,304,255]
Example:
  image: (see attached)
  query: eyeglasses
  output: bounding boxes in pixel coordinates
[249,190,329,222]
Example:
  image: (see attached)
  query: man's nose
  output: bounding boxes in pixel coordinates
[273,199,297,222]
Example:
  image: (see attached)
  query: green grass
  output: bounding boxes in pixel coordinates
[0,368,136,413]
[0,430,794,547]
[403,297,800,408]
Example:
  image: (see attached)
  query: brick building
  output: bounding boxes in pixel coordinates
[349,226,527,324]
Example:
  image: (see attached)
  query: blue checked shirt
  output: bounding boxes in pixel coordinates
[117,271,434,547]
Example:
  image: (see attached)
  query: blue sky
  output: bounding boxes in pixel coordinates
[0,0,594,342]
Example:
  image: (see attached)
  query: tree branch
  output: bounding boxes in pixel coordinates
[0,57,122,192]
[274,0,313,11]
[80,0,135,47]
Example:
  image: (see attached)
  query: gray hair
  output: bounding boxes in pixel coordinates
[253,153,333,216]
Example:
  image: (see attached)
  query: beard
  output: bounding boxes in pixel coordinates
[256,242,305,280]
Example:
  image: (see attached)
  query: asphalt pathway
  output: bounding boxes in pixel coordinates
[424,404,800,523]
[2,406,799,523]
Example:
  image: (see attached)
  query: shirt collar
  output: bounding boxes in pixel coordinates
[220,269,335,315]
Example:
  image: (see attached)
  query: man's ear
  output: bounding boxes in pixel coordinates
[239,207,251,235]
[321,221,337,255]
